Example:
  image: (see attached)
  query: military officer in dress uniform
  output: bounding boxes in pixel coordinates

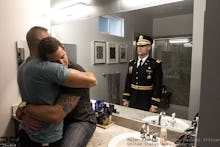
[122,35,163,113]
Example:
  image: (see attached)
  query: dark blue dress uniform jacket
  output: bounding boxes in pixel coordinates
[123,56,163,111]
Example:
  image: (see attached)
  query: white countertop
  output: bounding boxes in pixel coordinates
[91,100,191,127]
[87,100,192,147]
[87,124,136,147]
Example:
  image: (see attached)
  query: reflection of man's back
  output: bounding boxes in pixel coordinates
[63,62,96,124]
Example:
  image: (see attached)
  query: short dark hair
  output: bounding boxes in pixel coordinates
[26,26,48,50]
[38,37,63,61]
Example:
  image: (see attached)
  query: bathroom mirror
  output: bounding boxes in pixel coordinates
[50,0,194,120]
[17,0,194,121]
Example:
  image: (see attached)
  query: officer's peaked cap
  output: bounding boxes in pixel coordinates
[136,35,153,46]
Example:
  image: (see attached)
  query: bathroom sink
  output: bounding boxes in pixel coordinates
[108,132,176,147]
[142,116,190,133]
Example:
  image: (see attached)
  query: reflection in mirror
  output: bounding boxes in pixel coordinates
[63,44,77,63]
[153,37,192,118]
[16,47,25,66]
[16,41,77,66]
[115,6,192,120]
[16,41,29,66]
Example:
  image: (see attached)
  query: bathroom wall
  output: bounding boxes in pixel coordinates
[188,0,206,119]
[153,14,193,37]
[0,0,50,138]
[198,0,220,146]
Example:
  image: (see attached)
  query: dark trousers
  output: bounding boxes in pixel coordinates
[17,130,61,147]
[129,90,152,111]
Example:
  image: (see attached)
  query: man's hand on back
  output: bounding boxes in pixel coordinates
[21,114,44,132]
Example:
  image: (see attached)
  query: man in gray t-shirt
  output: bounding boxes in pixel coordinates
[18,56,71,143]
[17,26,97,146]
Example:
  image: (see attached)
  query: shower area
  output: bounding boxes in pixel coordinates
[152,37,192,107]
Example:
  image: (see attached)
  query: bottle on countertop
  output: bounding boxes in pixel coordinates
[170,112,176,127]
[160,127,167,146]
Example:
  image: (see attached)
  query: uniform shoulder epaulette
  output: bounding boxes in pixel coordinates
[129,59,134,62]
[156,59,161,63]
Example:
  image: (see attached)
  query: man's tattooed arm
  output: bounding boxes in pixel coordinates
[21,94,80,123]
[56,94,80,114]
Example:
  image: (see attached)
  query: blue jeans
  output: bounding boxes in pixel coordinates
[61,121,96,147]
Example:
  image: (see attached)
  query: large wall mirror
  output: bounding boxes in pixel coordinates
[17,0,194,120]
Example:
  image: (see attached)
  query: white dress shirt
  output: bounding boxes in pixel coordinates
[137,55,149,67]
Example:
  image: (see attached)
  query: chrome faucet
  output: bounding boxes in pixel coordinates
[158,111,166,126]
[139,122,150,140]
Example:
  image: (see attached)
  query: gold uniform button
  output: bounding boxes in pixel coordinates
[136,77,138,79]
[136,82,138,84]
[136,72,138,74]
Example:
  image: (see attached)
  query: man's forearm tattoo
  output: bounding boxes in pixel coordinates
[56,94,80,114]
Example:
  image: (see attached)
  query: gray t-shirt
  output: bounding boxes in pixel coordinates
[17,56,71,143]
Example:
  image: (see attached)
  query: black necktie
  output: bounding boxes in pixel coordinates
[139,60,142,68]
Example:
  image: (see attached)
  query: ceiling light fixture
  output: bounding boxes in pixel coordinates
[52,0,92,9]
[47,2,94,23]
[169,38,189,44]
[183,42,193,47]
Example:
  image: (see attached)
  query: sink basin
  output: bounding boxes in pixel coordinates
[108,132,176,147]
[142,116,190,133]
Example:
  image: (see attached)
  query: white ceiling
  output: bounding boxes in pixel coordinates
[138,0,193,18]
[92,0,193,18]
[51,0,194,19]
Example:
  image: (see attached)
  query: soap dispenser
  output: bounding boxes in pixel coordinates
[170,112,176,127]
[160,127,167,146]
